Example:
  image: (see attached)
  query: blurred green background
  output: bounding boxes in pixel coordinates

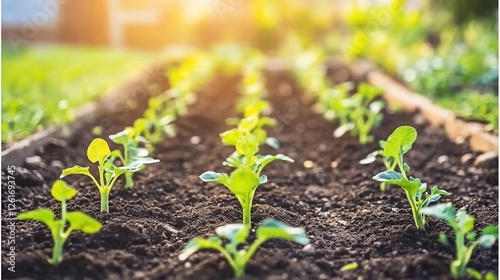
[2,0,498,143]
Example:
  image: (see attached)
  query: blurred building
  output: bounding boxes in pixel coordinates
[1,0,196,49]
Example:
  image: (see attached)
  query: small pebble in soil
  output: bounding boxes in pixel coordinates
[190,136,201,145]
[457,170,465,176]
[337,220,348,226]
[413,114,426,125]
[50,160,64,169]
[461,153,475,165]
[474,152,498,168]
[184,262,192,268]
[303,160,315,168]
[302,244,315,253]
[323,201,332,209]
[25,155,44,167]
[331,161,339,169]
[373,241,382,248]
[318,144,327,151]
[437,155,449,165]
[296,171,305,177]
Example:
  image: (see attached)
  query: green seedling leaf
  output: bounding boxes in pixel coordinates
[226,117,240,126]
[340,262,359,271]
[236,134,259,160]
[256,218,310,245]
[164,124,176,137]
[200,171,230,187]
[265,137,280,149]
[466,232,477,241]
[220,129,244,146]
[244,101,269,117]
[403,163,411,173]
[229,168,260,195]
[257,117,276,127]
[60,166,92,178]
[116,162,141,173]
[334,123,355,138]
[133,118,147,135]
[87,138,111,164]
[135,148,149,158]
[383,126,417,160]
[216,224,249,247]
[466,268,483,280]
[485,272,498,280]
[238,116,259,132]
[359,150,379,164]
[179,237,222,261]
[256,154,294,174]
[259,175,268,184]
[369,100,385,113]
[373,171,420,195]
[17,209,55,226]
[51,180,77,202]
[253,128,267,144]
[456,211,475,233]
[129,157,160,166]
[109,129,130,145]
[438,232,449,245]
[224,152,244,168]
[421,203,456,223]
[66,212,102,234]
[477,226,498,248]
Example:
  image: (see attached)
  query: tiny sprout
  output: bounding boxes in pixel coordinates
[17,180,101,265]
[421,203,498,279]
[179,218,310,278]
[61,138,145,213]
[373,126,450,229]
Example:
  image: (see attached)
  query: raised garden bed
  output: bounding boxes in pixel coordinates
[2,63,498,279]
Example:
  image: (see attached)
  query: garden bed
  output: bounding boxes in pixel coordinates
[1,67,498,279]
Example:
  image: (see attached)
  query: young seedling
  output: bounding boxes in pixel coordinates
[142,97,177,145]
[60,138,144,213]
[421,203,498,279]
[223,114,280,149]
[17,180,102,265]
[372,126,450,229]
[109,121,160,189]
[179,218,310,278]
[360,140,397,191]
[333,83,385,144]
[201,132,293,227]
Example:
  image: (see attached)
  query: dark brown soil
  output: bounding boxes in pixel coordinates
[2,68,498,280]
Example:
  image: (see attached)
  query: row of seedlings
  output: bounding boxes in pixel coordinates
[16,51,217,265]
[293,49,385,145]
[368,126,498,279]
[180,50,310,278]
[293,50,498,278]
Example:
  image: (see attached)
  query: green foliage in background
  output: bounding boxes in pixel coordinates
[2,46,154,143]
